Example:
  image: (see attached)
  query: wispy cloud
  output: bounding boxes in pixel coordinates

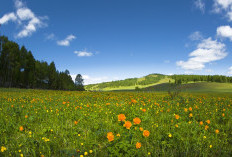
[0,12,17,24]
[45,33,56,40]
[228,66,232,75]
[217,25,232,40]
[189,31,203,41]
[177,37,227,70]
[195,0,205,13]
[57,35,76,46]
[213,0,232,21]
[71,74,111,85]
[74,50,93,57]
[0,0,47,38]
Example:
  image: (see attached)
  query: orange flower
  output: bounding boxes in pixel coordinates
[106,103,110,106]
[222,113,225,117]
[123,121,132,129]
[184,108,188,112]
[143,130,150,137]
[107,132,114,142]
[25,115,28,119]
[133,118,141,125]
[175,114,180,120]
[139,127,144,131]
[74,121,78,125]
[189,113,193,117]
[19,126,24,131]
[136,142,141,149]
[205,125,209,130]
[215,129,219,134]
[142,109,146,112]
[118,114,126,121]
[199,121,203,125]
[206,120,210,124]
[131,99,137,103]
[189,107,192,111]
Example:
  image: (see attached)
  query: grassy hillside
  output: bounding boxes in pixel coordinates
[85,74,174,91]
[143,82,232,93]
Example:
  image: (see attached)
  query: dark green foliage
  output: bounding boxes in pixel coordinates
[171,75,232,84]
[0,36,83,91]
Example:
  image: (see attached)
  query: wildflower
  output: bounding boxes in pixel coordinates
[1,146,7,152]
[189,113,193,117]
[123,121,132,129]
[78,134,81,136]
[84,152,88,155]
[175,124,179,128]
[131,99,137,103]
[81,143,84,146]
[222,113,225,117]
[116,133,120,137]
[107,132,114,142]
[143,130,150,137]
[80,155,84,157]
[74,121,78,125]
[184,108,188,112]
[206,120,210,124]
[189,107,192,111]
[118,114,126,121]
[41,155,45,157]
[168,133,172,138]
[215,129,219,134]
[89,150,93,153]
[203,136,206,139]
[133,117,141,125]
[148,152,151,155]
[199,121,203,125]
[25,115,28,118]
[19,126,24,131]
[136,142,141,149]
[142,109,146,112]
[205,125,209,130]
[139,127,143,131]
[20,154,23,157]
[210,145,212,148]
[175,114,180,120]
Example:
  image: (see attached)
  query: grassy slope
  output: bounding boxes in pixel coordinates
[144,82,232,93]
[85,76,174,91]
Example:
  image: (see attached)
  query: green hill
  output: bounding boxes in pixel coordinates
[85,74,174,91]
[85,74,232,92]
[143,82,232,93]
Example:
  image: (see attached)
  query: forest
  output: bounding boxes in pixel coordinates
[0,36,84,91]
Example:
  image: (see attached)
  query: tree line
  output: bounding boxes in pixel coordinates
[171,75,232,84]
[0,36,84,91]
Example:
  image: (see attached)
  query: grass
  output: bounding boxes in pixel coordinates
[1,88,232,156]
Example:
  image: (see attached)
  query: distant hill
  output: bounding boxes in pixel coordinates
[85,74,174,91]
[85,74,232,92]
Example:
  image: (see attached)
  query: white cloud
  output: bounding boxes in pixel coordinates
[177,37,227,70]
[0,0,47,38]
[217,25,232,40]
[228,66,232,75]
[195,0,205,13]
[0,12,17,24]
[45,33,55,40]
[213,0,232,21]
[189,31,203,41]
[71,74,111,85]
[74,50,93,57]
[228,66,232,74]
[57,35,76,46]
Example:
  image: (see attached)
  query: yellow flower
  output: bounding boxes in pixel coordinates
[168,133,172,138]
[89,150,93,153]
[84,152,88,155]
[215,129,219,134]
[210,145,212,148]
[116,133,120,137]
[78,134,81,136]
[20,154,23,157]
[1,146,7,152]
[19,150,21,152]
[80,155,84,157]
[148,152,151,155]
[203,136,206,139]
[81,143,84,145]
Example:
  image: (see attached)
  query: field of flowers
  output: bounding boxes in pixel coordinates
[0,89,232,156]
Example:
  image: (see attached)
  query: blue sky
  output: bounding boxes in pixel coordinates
[1,0,232,84]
